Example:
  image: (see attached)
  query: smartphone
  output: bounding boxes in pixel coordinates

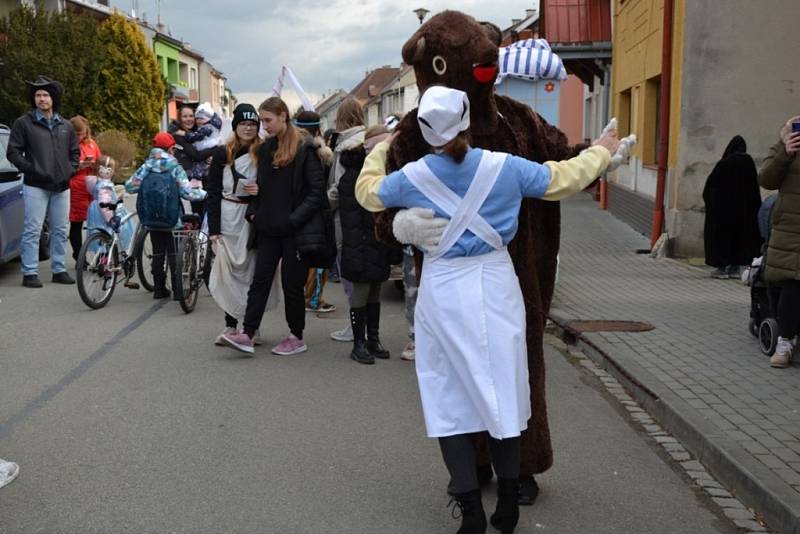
[792,122,800,133]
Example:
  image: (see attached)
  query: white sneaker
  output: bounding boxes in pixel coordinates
[0,459,19,489]
[401,341,416,361]
[215,327,238,346]
[771,337,796,368]
[330,324,354,342]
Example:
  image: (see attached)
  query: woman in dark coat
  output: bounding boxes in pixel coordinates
[703,135,762,278]
[169,105,217,216]
[338,124,394,364]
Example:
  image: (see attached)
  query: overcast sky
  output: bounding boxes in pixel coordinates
[111,1,531,107]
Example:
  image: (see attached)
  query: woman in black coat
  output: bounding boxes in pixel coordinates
[169,105,216,216]
[703,135,762,278]
[220,97,327,356]
[338,125,394,364]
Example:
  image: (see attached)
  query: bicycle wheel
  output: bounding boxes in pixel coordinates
[76,232,118,309]
[136,228,171,292]
[176,236,200,313]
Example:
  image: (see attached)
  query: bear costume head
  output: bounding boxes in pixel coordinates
[401,11,502,136]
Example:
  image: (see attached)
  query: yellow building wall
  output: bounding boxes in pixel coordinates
[612,0,683,169]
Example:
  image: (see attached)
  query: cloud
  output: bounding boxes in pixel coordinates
[115,1,529,95]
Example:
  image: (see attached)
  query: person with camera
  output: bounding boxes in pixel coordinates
[759,116,800,368]
[220,97,328,356]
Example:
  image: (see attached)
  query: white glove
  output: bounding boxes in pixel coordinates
[392,207,449,250]
[601,118,637,172]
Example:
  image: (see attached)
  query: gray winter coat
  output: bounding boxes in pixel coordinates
[7,110,79,192]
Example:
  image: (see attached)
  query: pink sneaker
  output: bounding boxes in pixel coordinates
[221,331,255,354]
[272,333,307,356]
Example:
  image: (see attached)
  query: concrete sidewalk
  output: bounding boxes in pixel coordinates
[551,194,800,534]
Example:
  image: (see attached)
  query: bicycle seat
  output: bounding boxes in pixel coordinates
[181,214,202,227]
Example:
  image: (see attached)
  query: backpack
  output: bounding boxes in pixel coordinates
[136,169,180,229]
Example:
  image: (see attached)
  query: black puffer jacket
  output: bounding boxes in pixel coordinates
[247,137,332,260]
[338,146,392,283]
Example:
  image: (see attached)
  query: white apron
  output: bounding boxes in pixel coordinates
[405,152,531,439]
[208,153,280,322]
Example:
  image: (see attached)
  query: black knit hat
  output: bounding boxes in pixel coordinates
[232,103,258,130]
[294,109,321,136]
[26,75,64,111]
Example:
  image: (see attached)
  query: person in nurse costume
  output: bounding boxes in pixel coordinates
[356,86,625,534]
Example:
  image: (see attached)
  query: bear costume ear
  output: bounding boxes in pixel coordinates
[480,21,502,46]
[402,36,426,66]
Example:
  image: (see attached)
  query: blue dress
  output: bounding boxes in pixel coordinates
[86,178,134,252]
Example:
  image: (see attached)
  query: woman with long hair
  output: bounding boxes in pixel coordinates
[337,124,395,364]
[221,97,327,355]
[207,103,278,344]
[169,104,217,216]
[328,97,367,342]
[68,115,101,261]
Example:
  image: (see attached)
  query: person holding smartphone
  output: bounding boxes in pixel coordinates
[759,115,800,367]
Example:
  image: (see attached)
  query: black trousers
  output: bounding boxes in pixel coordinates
[243,234,307,339]
[778,280,800,338]
[149,230,176,290]
[439,432,520,494]
[69,221,83,261]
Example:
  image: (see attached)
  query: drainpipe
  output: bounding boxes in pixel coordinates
[651,0,674,248]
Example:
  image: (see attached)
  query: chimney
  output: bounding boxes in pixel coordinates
[97,0,109,5]
[368,84,377,97]
[184,42,191,49]
[526,8,537,18]
[512,18,521,25]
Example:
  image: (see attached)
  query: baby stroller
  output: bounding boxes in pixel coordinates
[747,195,780,355]
[748,257,780,355]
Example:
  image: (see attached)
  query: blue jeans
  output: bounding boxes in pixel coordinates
[21,185,69,276]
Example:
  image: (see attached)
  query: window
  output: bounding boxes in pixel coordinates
[643,76,660,165]
[617,88,632,137]
[190,68,197,90]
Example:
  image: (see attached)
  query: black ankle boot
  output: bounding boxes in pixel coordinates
[349,308,374,365]
[451,489,487,534]
[366,302,390,359]
[490,477,519,534]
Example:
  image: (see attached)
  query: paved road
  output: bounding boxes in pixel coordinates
[0,257,736,533]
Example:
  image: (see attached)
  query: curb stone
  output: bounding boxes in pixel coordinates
[546,333,771,533]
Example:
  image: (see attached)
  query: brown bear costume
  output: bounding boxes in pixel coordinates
[375,10,585,480]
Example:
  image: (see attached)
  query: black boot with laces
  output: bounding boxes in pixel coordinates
[349,307,374,365]
[450,489,487,534]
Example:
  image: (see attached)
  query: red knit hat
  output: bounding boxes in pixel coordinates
[152,132,175,150]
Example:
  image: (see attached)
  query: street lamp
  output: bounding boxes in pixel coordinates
[413,7,430,25]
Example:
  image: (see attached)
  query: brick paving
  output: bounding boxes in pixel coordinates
[551,193,800,528]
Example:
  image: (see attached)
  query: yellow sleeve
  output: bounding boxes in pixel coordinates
[542,145,611,201]
[355,140,391,212]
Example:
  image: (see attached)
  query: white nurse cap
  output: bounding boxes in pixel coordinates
[417,86,471,148]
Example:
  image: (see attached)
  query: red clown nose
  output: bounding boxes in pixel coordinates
[473,64,498,84]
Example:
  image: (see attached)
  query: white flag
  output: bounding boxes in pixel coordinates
[272,66,315,112]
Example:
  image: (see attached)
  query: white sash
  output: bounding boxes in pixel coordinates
[403,151,507,261]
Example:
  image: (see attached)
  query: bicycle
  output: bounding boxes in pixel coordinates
[171,213,211,314]
[76,200,148,309]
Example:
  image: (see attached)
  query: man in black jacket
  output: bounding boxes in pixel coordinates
[7,76,79,288]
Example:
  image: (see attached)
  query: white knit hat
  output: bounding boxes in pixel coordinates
[417,86,470,148]
[195,102,214,121]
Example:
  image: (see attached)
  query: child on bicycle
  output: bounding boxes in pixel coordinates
[85,155,134,253]
[125,132,207,299]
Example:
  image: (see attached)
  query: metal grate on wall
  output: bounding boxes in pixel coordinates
[607,181,653,237]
